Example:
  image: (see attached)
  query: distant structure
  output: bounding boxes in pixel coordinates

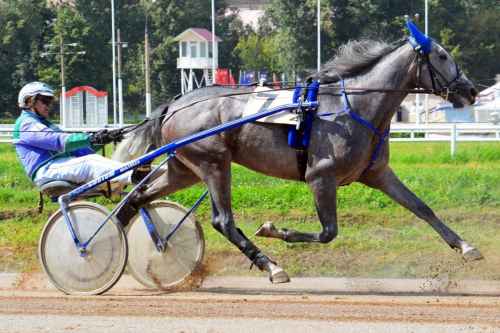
[226,0,268,28]
[174,28,222,94]
[64,86,108,128]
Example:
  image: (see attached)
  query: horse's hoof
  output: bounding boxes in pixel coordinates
[255,221,280,238]
[463,247,483,262]
[269,266,290,284]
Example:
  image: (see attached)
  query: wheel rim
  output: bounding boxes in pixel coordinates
[127,200,205,290]
[39,202,127,295]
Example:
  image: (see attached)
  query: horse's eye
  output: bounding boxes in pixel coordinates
[439,54,448,61]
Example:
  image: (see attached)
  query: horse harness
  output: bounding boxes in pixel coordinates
[131,38,462,181]
[293,37,464,179]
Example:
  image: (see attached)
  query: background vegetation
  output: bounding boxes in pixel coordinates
[0,0,499,121]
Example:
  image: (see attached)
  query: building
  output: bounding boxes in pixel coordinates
[394,80,500,124]
[226,0,269,28]
[63,86,108,128]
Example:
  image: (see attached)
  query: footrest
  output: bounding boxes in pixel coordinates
[39,180,78,198]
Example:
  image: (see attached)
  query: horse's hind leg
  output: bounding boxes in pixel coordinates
[116,158,200,225]
[360,167,483,261]
[256,159,338,243]
[192,155,290,283]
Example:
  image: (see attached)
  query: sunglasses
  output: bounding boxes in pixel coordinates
[36,96,54,106]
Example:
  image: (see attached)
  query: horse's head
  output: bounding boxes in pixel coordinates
[407,20,478,108]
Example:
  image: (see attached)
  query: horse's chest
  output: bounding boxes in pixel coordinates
[313,129,373,184]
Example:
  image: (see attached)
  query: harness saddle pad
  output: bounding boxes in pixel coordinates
[241,87,299,125]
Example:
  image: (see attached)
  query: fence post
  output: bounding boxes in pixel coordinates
[450,123,457,157]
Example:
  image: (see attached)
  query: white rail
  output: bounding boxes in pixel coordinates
[2,123,500,156]
[0,124,121,143]
[389,123,500,155]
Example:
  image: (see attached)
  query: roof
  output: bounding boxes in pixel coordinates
[174,28,222,42]
[477,82,500,103]
[64,86,107,98]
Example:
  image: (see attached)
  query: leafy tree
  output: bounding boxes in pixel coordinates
[0,0,52,119]
[0,0,499,121]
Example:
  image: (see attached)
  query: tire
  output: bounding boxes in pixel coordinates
[38,201,128,295]
[126,200,205,290]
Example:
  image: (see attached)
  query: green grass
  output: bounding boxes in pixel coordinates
[1,142,500,279]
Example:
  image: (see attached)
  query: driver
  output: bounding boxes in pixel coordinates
[12,81,132,188]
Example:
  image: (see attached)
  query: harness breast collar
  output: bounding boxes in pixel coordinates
[317,80,390,175]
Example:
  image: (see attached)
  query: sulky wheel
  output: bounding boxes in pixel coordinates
[38,201,128,295]
[126,200,205,290]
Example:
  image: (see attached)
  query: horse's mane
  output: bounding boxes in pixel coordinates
[312,39,405,83]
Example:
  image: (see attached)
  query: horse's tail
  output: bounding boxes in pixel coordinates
[112,103,169,162]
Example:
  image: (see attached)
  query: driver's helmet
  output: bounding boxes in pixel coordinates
[18,82,55,108]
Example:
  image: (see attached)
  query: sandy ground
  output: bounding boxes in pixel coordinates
[0,273,500,332]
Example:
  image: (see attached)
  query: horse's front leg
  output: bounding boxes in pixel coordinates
[360,166,483,261]
[256,158,338,243]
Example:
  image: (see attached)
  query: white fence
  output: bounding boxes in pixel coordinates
[2,123,500,156]
[0,124,119,144]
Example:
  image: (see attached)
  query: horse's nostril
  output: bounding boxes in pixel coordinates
[471,88,478,97]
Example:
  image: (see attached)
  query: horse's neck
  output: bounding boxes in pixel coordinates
[348,44,416,129]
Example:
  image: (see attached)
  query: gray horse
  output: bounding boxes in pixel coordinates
[114,27,480,283]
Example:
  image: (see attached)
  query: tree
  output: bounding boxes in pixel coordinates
[0,0,52,119]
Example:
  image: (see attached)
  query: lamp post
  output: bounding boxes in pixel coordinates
[116,29,128,126]
[111,0,118,126]
[317,0,321,74]
[41,38,85,128]
[424,0,429,123]
[211,0,216,84]
[414,13,421,125]
[144,0,156,118]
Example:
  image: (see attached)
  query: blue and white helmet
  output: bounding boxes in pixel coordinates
[18,82,55,108]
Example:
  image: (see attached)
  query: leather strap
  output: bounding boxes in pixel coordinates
[296,148,308,181]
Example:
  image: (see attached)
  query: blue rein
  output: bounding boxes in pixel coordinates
[318,80,390,173]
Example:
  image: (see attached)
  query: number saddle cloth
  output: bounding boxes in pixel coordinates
[241,86,299,125]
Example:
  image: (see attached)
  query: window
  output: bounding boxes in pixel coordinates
[208,42,213,58]
[181,42,187,57]
[190,41,197,58]
[200,42,207,57]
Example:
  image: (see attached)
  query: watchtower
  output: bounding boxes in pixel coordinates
[174,28,222,94]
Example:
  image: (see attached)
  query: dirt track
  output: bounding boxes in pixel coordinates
[1,281,500,332]
[1,290,500,325]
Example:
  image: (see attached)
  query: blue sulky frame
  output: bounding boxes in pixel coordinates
[58,83,319,256]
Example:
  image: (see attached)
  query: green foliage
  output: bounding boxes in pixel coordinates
[0,1,499,120]
[234,34,277,71]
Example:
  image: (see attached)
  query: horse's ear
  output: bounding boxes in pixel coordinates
[406,20,432,55]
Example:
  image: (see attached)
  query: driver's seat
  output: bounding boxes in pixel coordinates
[37,180,116,213]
